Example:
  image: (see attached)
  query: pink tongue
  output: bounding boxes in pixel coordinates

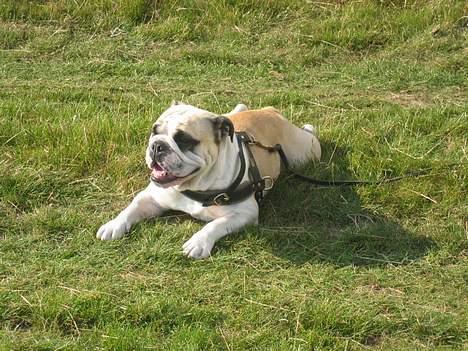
[151,168,166,179]
[151,165,177,183]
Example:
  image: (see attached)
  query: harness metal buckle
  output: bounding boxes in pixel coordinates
[263,176,274,191]
[213,193,230,206]
[241,132,256,145]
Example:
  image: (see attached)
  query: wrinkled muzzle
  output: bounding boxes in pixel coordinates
[146,136,204,187]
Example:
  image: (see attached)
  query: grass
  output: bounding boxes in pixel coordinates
[0,0,467,349]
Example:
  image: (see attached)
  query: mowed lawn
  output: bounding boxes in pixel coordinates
[0,0,467,350]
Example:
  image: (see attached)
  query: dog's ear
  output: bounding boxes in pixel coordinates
[212,116,234,143]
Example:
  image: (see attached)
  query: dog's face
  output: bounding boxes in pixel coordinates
[145,103,234,188]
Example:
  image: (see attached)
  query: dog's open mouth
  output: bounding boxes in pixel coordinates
[150,162,199,186]
[150,162,178,184]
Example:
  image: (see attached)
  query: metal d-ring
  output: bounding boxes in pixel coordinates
[213,193,230,206]
[263,176,274,191]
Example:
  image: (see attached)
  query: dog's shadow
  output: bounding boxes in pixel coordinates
[228,141,434,267]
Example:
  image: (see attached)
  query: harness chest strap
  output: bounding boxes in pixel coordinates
[181,132,271,206]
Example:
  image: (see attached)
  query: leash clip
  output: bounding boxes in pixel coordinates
[213,193,230,206]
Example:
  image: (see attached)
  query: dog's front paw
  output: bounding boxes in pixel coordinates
[96,218,129,240]
[182,234,214,259]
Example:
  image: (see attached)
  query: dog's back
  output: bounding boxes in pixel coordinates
[229,107,321,180]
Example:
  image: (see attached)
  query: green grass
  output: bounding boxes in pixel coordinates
[0,0,467,349]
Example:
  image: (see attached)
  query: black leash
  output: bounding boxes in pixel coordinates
[273,143,430,186]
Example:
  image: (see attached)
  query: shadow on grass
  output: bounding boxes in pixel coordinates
[132,140,434,267]
[253,140,435,267]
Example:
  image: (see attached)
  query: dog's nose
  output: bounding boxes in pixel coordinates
[151,141,169,155]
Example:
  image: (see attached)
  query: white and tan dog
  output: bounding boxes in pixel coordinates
[97,103,321,259]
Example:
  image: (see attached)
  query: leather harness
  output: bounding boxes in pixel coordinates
[181,132,273,206]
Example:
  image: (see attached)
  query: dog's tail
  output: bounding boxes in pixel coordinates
[278,120,321,166]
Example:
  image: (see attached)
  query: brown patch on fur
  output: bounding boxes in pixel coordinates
[230,107,290,180]
[177,115,216,144]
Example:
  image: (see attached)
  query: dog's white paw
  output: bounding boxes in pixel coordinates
[182,234,214,259]
[96,218,129,240]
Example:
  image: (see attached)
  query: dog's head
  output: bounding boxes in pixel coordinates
[146,102,235,188]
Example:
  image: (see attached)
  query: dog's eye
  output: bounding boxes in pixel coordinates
[173,130,199,151]
[152,124,161,135]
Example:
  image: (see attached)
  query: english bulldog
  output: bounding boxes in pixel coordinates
[97,102,321,259]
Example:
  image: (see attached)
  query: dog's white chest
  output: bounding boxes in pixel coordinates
[148,183,229,222]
